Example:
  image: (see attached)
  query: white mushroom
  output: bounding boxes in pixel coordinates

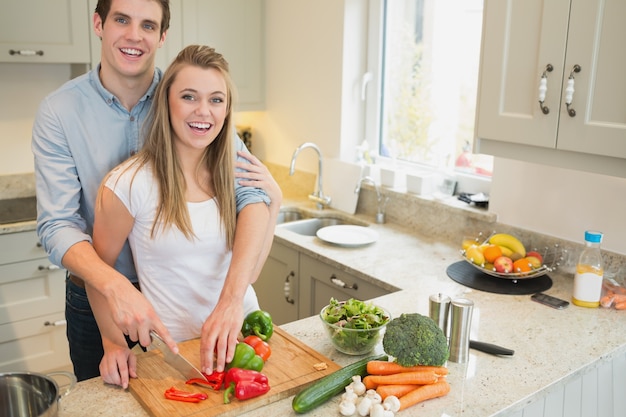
[365,389,382,404]
[351,375,366,396]
[339,399,357,416]
[382,395,401,413]
[342,389,359,404]
[383,410,395,417]
[370,403,386,417]
[357,396,373,416]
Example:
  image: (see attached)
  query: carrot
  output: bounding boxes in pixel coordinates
[398,379,451,411]
[367,360,449,376]
[363,375,378,390]
[364,370,439,386]
[376,384,419,401]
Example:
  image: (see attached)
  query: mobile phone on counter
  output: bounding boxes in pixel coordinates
[531,292,570,309]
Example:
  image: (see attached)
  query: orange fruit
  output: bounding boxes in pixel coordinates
[483,244,503,264]
[513,258,532,273]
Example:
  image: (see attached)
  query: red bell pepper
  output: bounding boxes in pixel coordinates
[242,335,272,361]
[222,368,270,404]
[164,386,208,403]
[186,371,225,390]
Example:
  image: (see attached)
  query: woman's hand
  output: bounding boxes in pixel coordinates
[199,299,244,374]
[99,339,137,389]
[235,151,283,207]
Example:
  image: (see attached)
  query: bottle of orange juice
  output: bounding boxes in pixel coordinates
[572,231,604,308]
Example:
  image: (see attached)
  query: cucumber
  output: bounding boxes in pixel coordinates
[292,353,388,414]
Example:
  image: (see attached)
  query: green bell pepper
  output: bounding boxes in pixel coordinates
[227,342,264,372]
[241,310,274,341]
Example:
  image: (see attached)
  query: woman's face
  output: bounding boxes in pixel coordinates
[168,65,228,154]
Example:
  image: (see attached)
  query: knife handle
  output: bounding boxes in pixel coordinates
[469,340,514,356]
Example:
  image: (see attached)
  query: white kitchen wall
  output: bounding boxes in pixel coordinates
[0,63,72,174]
[490,158,626,255]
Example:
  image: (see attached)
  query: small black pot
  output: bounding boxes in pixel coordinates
[0,371,76,417]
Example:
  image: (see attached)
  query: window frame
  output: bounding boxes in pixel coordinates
[362,0,491,195]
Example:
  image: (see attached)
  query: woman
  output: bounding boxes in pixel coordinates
[88,44,281,388]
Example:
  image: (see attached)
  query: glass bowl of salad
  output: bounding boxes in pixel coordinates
[319,298,391,355]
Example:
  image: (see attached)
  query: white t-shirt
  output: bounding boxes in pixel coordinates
[105,160,259,342]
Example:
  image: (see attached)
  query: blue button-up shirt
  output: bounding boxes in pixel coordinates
[32,66,269,282]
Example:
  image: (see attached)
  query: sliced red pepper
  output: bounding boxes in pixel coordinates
[243,335,272,361]
[164,387,208,403]
[186,371,225,390]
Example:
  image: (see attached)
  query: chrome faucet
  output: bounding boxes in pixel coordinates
[355,176,389,224]
[289,142,332,209]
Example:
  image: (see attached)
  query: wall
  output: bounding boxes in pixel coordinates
[0,63,72,174]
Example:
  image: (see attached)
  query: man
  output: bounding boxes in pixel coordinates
[32,0,278,382]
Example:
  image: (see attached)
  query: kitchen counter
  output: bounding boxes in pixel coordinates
[57,201,626,417]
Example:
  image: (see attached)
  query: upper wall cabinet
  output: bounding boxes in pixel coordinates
[0,0,90,63]
[88,0,184,73]
[181,0,265,111]
[475,0,626,177]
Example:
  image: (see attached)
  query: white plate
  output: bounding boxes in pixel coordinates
[316,225,379,247]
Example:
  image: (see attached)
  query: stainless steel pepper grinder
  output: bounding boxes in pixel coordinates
[428,293,451,337]
[448,298,474,363]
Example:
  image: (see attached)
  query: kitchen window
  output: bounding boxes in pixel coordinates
[364,0,493,180]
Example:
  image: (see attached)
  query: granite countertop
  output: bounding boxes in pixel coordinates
[57,200,626,417]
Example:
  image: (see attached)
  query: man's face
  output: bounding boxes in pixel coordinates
[94,0,166,79]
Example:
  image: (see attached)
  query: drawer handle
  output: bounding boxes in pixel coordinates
[38,264,60,271]
[44,319,67,327]
[9,49,44,57]
[330,274,358,291]
[284,271,295,304]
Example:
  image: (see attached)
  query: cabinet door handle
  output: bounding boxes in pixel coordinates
[44,319,67,327]
[284,271,295,304]
[9,49,44,57]
[38,264,60,271]
[538,64,553,114]
[565,65,581,117]
[330,274,358,290]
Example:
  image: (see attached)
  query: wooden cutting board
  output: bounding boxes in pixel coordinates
[128,328,341,417]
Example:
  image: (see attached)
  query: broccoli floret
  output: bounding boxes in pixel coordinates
[382,313,449,366]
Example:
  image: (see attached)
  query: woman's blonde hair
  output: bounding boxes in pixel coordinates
[132,44,237,248]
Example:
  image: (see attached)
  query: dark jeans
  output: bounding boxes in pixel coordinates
[65,276,141,381]
[65,276,103,381]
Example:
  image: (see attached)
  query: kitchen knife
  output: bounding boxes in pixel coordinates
[149,331,208,381]
[469,340,514,356]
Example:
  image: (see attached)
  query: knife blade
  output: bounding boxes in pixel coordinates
[469,339,514,356]
[149,331,208,381]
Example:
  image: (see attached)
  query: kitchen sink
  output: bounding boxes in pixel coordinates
[277,217,367,236]
[276,209,306,224]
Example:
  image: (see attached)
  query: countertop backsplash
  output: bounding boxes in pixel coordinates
[0,173,35,200]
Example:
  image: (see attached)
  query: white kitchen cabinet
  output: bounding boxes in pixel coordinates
[475,0,626,177]
[0,230,70,373]
[254,241,299,325]
[180,0,265,110]
[88,0,184,72]
[298,254,391,319]
[0,0,90,63]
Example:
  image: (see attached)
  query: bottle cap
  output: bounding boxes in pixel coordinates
[584,230,603,243]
